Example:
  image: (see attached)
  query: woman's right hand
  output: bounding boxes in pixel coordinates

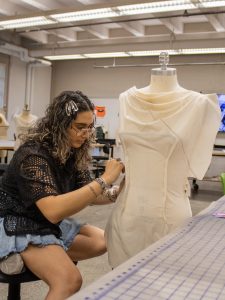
[101,159,124,185]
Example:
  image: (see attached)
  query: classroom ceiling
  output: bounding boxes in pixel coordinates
[0,0,224,60]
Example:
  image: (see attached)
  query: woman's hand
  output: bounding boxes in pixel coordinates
[101,158,124,185]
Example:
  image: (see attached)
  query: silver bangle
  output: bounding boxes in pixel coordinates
[94,177,109,191]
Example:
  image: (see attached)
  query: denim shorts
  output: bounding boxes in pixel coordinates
[0,217,85,259]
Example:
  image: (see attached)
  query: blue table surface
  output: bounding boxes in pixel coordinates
[68,196,225,300]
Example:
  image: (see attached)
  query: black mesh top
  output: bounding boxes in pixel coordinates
[0,141,92,237]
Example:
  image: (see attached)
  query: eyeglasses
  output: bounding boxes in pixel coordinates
[71,124,95,136]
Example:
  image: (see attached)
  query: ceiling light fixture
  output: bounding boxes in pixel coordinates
[44,54,86,60]
[84,52,130,58]
[0,16,56,29]
[1,1,225,30]
[180,48,225,54]
[43,48,225,60]
[117,1,196,16]
[50,8,118,23]
[198,0,225,8]
[129,48,225,56]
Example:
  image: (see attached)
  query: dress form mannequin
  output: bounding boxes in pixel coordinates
[14,105,38,149]
[0,110,9,159]
[105,53,221,268]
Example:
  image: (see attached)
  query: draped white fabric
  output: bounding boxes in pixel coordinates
[105,87,221,268]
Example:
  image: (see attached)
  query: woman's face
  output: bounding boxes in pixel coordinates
[67,111,94,148]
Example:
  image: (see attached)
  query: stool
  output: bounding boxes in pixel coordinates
[0,268,40,300]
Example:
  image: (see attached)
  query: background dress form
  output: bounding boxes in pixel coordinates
[105,70,221,268]
[14,109,38,150]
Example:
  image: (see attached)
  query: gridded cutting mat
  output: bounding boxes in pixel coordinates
[69,197,225,300]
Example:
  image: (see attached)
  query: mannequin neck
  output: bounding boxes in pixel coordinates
[138,68,183,93]
[14,109,37,126]
[21,109,31,116]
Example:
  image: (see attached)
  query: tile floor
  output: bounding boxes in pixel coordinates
[0,180,223,300]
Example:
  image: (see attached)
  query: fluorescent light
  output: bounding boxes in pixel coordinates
[130,48,225,56]
[44,54,86,60]
[51,8,118,23]
[181,48,225,54]
[0,16,56,29]
[84,52,130,58]
[1,1,225,30]
[198,0,225,8]
[129,51,163,56]
[43,48,225,60]
[129,50,183,56]
[117,1,196,15]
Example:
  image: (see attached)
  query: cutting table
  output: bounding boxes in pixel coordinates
[68,196,225,300]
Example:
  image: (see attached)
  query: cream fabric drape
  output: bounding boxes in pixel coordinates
[105,87,221,268]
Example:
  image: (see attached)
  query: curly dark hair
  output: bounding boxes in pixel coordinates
[21,90,95,169]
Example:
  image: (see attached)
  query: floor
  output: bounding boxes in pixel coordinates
[0,180,223,300]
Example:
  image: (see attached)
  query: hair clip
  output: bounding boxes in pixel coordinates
[65,100,78,116]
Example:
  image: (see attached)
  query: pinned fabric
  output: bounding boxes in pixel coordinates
[95,106,106,118]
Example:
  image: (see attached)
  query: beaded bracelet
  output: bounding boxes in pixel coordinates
[94,177,110,191]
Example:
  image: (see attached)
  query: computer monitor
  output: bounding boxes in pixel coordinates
[217,94,225,132]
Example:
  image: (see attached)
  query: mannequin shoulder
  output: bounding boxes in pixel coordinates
[14,112,38,126]
[197,93,219,106]
[30,114,38,121]
[194,93,220,115]
[205,93,218,104]
[0,113,9,126]
[187,91,218,103]
[119,86,136,99]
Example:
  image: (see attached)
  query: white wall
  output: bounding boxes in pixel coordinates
[32,66,52,117]
[51,55,225,98]
[51,54,225,145]
[7,56,52,139]
[7,57,26,139]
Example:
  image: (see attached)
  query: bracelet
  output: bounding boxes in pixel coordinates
[94,177,110,191]
[88,184,98,197]
[103,186,119,203]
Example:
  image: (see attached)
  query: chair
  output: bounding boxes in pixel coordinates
[0,268,40,300]
[220,173,225,195]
